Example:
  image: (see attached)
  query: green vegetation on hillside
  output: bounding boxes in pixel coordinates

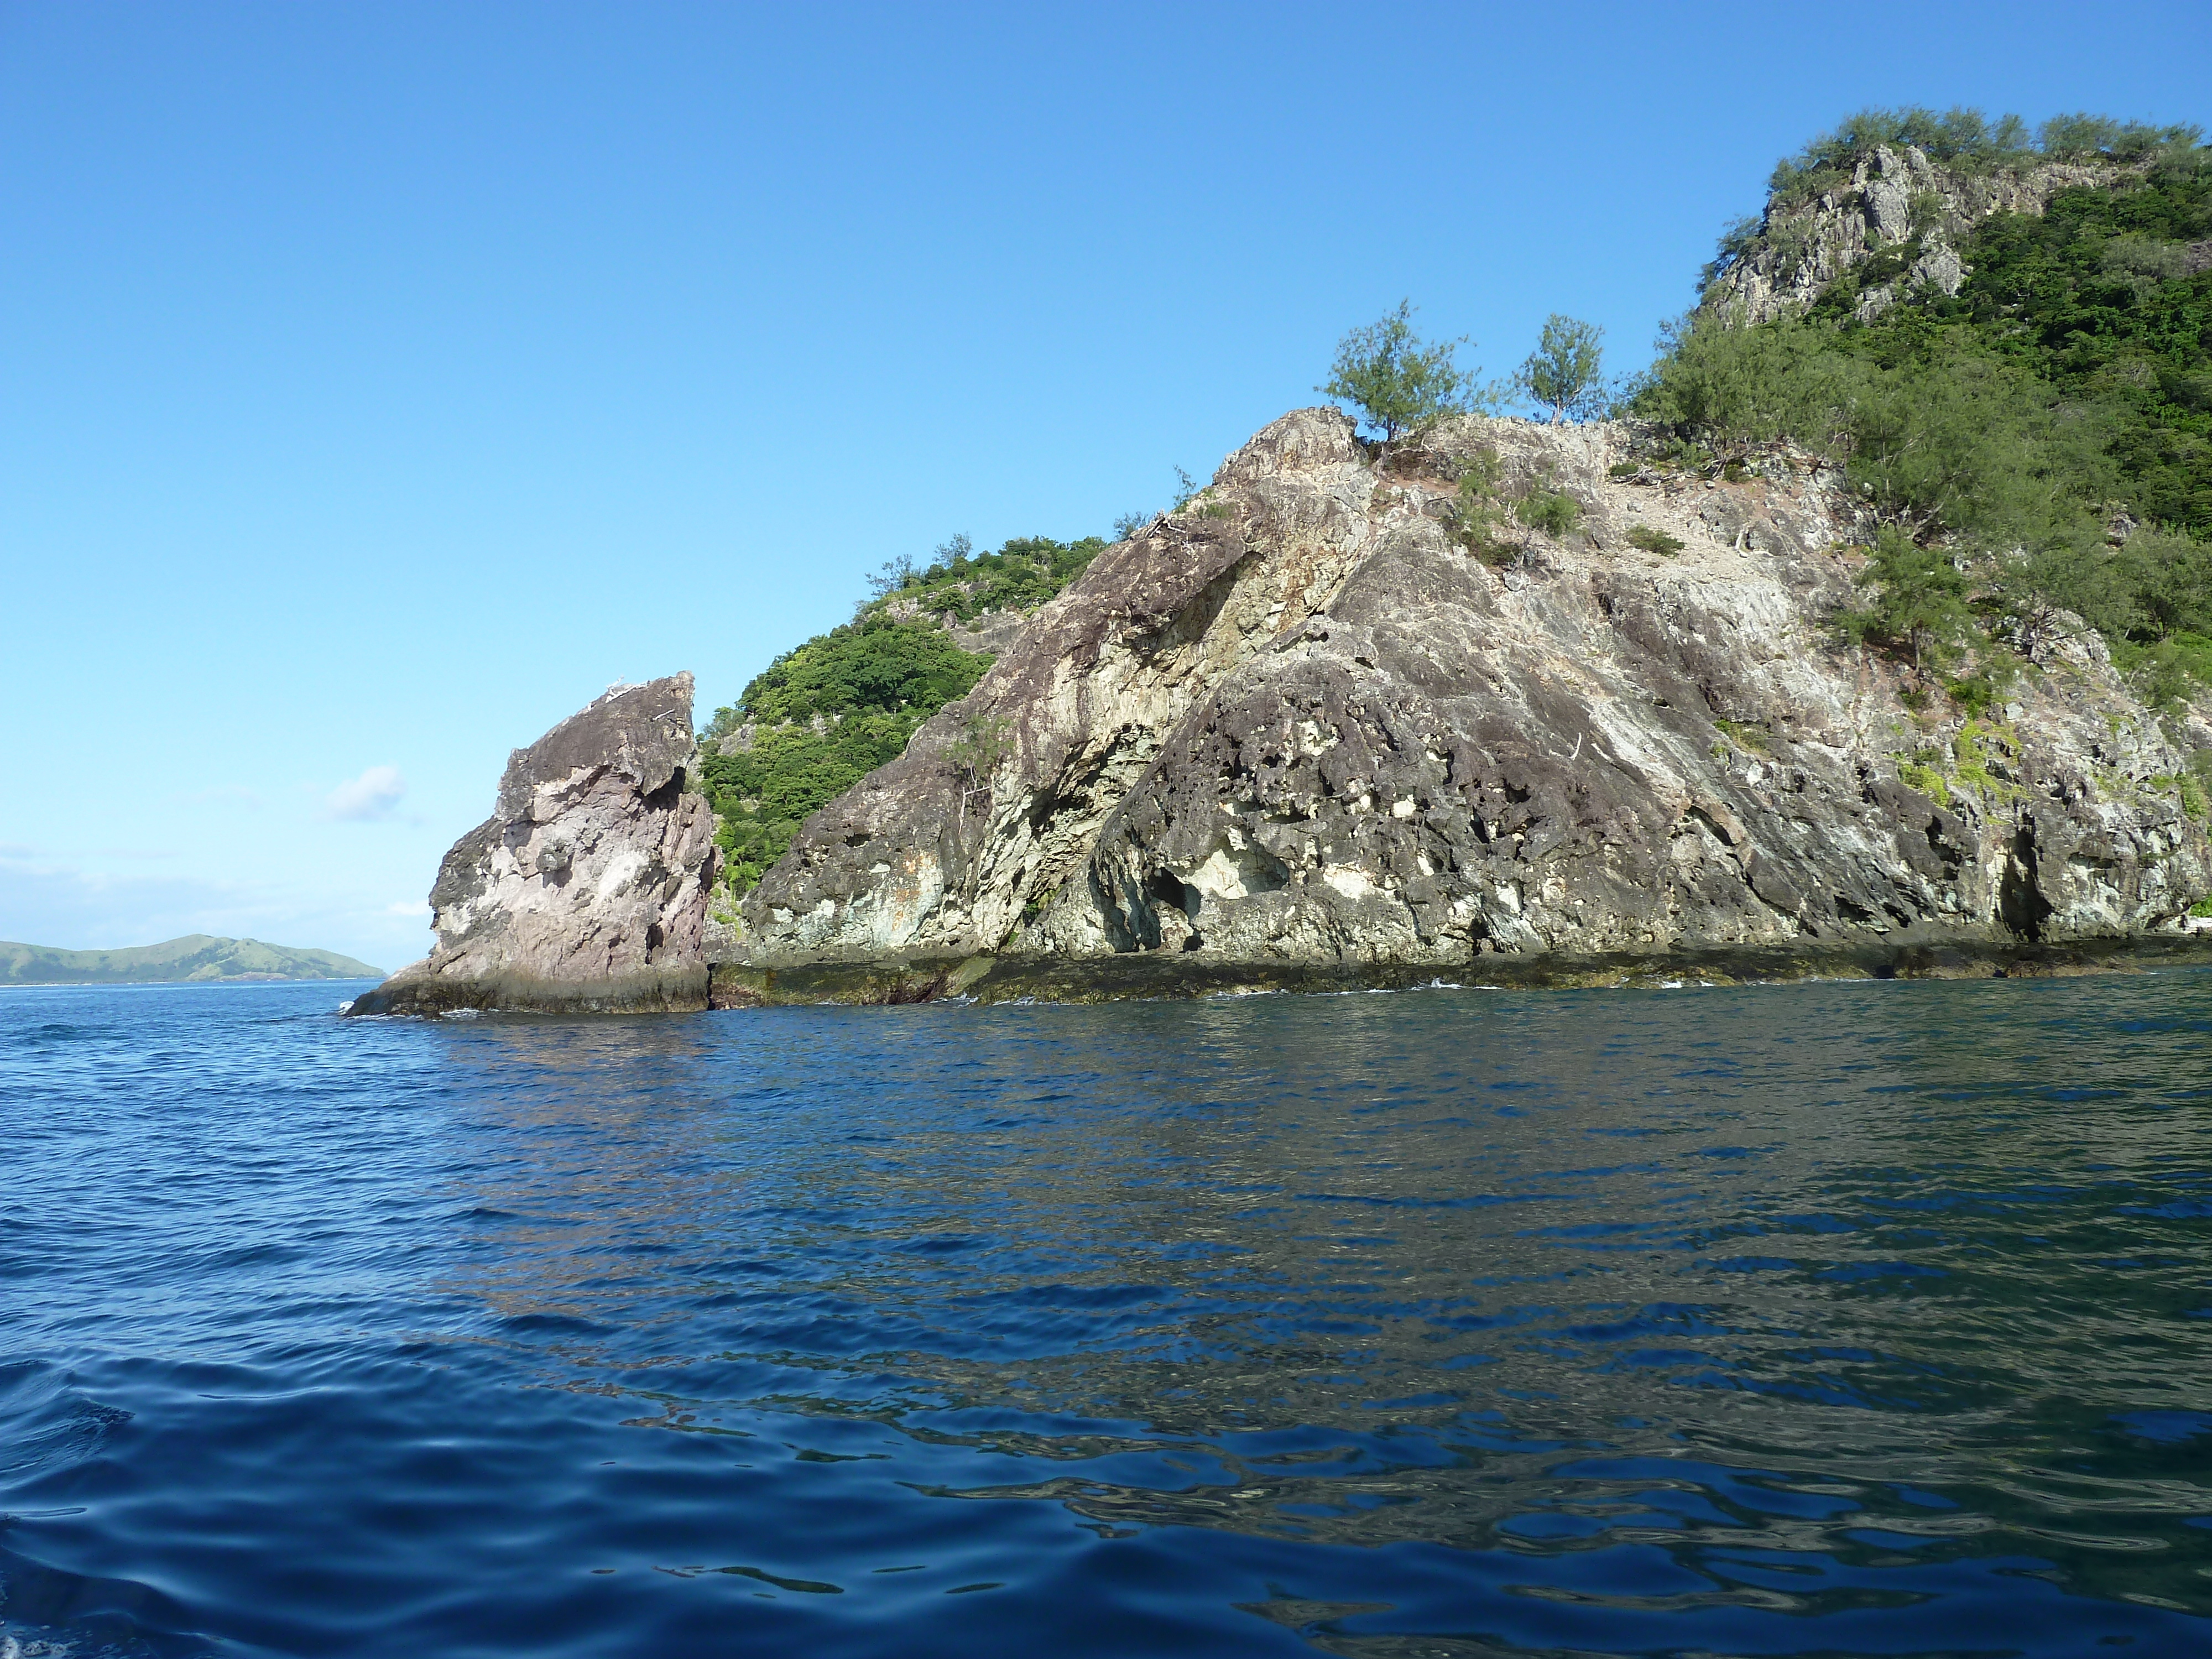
[0,935,383,984]
[862,533,1108,622]
[1765,107,2201,207]
[1634,111,2212,701]
[702,534,1106,894]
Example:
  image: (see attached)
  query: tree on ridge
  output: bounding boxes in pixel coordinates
[1516,315,1606,424]
[1320,300,1483,440]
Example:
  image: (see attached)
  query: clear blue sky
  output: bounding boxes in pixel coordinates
[4,1,2206,971]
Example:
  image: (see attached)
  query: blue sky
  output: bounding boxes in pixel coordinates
[4,1,2206,971]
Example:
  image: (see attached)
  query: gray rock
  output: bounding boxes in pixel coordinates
[722,410,2210,997]
[349,674,719,1014]
[946,609,1031,655]
[1709,144,2145,325]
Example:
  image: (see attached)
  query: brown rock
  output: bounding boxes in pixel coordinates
[349,674,718,1014]
[727,410,2211,989]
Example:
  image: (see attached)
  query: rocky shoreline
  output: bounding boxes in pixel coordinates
[349,933,2212,1017]
[347,412,2212,1020]
[705,933,2212,1009]
[717,411,2210,987]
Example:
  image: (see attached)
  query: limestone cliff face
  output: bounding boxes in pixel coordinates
[727,410,2211,990]
[1705,145,2142,324]
[350,674,719,1014]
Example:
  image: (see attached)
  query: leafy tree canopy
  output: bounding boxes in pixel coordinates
[858,533,1107,624]
[1514,315,1606,423]
[1321,300,1486,439]
[728,615,992,727]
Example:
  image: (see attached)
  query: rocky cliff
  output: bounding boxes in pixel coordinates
[716,409,2212,1004]
[1705,144,2146,324]
[349,673,719,1014]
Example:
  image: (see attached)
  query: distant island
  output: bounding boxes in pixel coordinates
[1,935,384,985]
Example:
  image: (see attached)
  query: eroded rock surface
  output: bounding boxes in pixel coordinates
[351,674,718,1014]
[725,410,2211,995]
[1707,144,2145,324]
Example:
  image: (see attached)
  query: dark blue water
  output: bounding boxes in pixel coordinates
[4,974,2211,1657]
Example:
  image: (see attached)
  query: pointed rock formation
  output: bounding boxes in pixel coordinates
[348,674,719,1014]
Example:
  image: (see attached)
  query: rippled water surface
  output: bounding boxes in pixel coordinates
[4,974,2212,1656]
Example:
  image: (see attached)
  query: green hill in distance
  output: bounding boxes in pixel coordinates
[0,935,384,985]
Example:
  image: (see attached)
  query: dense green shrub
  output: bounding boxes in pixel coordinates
[728,615,992,727]
[1636,125,2212,694]
[1517,489,1583,538]
[1626,524,1686,556]
[701,714,924,893]
[860,533,1107,624]
[700,617,993,893]
[702,533,1107,895]
[1442,451,1512,562]
[1441,452,1587,559]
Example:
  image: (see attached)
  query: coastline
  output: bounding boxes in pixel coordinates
[3,974,388,991]
[711,935,2212,1008]
[336,935,2212,1015]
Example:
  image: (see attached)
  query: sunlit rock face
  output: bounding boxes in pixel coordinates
[1704,143,2145,325]
[728,408,2209,988]
[351,674,718,1015]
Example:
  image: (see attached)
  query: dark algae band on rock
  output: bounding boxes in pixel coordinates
[708,937,2212,1008]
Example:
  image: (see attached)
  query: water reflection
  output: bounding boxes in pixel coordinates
[7,973,2210,1655]
[416,978,2212,1621]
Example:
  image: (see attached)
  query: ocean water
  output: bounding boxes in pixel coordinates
[3,973,2211,1658]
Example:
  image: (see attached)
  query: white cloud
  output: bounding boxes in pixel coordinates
[384,899,431,916]
[324,765,408,822]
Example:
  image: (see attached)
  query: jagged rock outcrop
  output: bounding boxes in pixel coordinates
[349,674,719,1014]
[718,409,2212,1002]
[1706,144,2144,324]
